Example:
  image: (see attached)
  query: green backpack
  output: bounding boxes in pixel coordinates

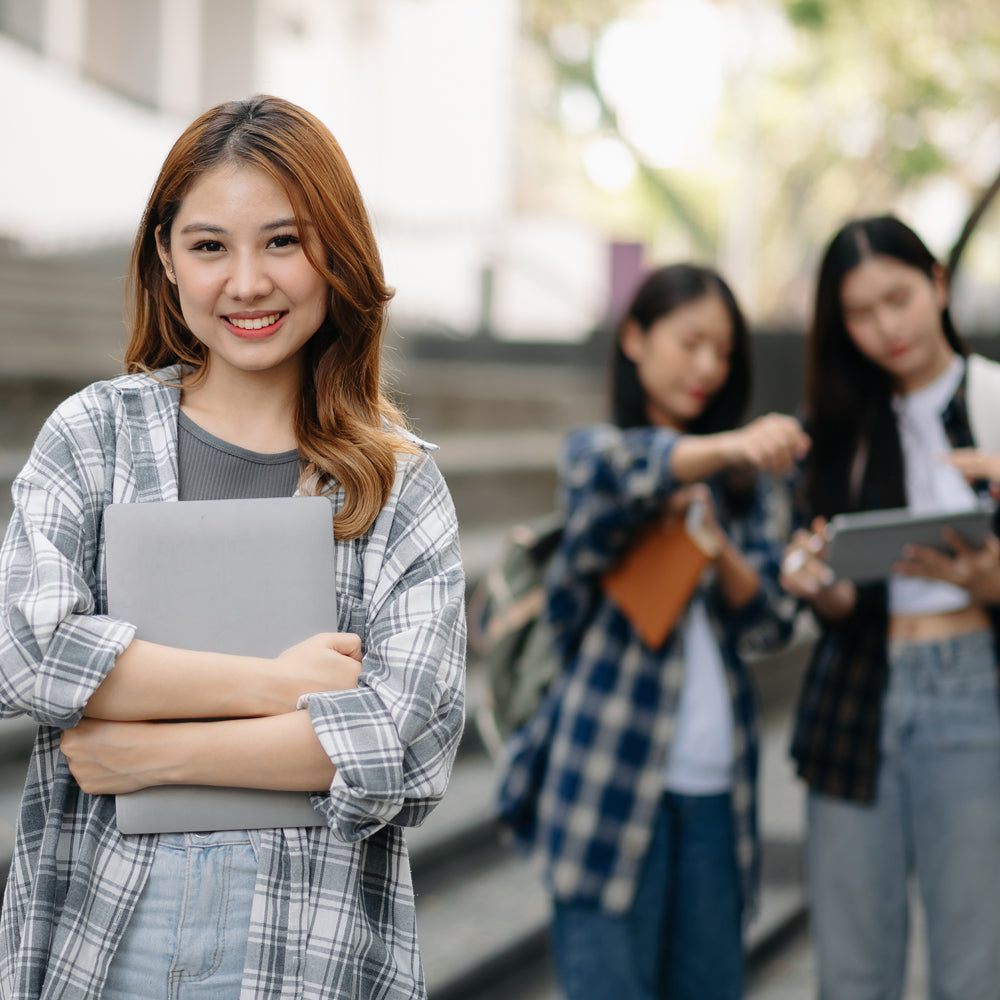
[467,513,564,758]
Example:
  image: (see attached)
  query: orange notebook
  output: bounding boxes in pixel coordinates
[601,500,720,650]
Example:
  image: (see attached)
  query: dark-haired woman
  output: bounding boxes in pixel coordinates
[498,264,808,1000]
[0,96,465,999]
[781,215,1000,999]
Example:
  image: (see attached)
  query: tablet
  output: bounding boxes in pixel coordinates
[824,504,996,583]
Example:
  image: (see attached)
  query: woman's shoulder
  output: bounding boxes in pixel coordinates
[47,368,180,422]
[563,422,680,462]
[34,368,178,447]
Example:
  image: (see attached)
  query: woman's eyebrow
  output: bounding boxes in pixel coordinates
[177,217,301,235]
[178,222,226,235]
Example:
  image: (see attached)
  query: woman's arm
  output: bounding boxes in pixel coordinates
[84,633,362,721]
[714,534,761,609]
[673,484,760,610]
[61,710,336,795]
[671,412,810,482]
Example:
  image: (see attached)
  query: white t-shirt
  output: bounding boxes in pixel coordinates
[889,355,977,616]
[663,597,733,794]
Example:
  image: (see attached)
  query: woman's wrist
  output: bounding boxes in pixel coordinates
[809,579,857,622]
[671,431,739,482]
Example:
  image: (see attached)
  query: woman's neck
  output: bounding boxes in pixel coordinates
[894,344,957,396]
[180,364,300,453]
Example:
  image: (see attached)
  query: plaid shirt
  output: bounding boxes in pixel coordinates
[790,358,1000,802]
[0,369,466,1000]
[498,425,794,915]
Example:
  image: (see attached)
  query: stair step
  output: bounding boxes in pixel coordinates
[416,848,550,1000]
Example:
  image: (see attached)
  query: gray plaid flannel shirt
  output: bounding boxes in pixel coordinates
[0,369,466,999]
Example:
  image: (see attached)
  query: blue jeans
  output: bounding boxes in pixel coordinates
[808,630,1000,1000]
[551,791,743,1000]
[102,831,260,999]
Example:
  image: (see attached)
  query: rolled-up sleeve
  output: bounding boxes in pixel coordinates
[305,453,466,841]
[0,430,135,728]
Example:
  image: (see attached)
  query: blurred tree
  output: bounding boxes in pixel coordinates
[519,0,1000,327]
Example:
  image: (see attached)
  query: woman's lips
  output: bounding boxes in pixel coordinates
[223,312,286,339]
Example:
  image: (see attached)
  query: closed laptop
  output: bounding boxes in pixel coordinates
[104,496,337,834]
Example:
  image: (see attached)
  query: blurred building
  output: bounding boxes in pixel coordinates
[0,0,612,386]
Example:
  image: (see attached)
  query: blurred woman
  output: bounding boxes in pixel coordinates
[499,263,808,1000]
[781,215,1000,1000]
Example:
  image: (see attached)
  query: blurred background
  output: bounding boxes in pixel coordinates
[2,1,999,996]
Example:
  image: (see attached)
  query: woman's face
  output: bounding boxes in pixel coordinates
[158,163,329,385]
[839,254,953,393]
[621,293,733,430]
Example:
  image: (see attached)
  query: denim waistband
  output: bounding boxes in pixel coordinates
[887,628,995,675]
[157,830,258,848]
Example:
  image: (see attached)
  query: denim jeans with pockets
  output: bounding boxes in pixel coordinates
[102,830,259,999]
[808,629,1000,1000]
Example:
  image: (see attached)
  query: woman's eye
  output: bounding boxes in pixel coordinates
[192,240,224,253]
[269,234,300,249]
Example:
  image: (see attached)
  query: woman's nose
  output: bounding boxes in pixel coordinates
[226,252,273,302]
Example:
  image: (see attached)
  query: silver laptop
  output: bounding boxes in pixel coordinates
[104,496,337,834]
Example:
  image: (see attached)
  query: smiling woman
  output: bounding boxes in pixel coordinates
[155,163,330,450]
[0,95,466,1000]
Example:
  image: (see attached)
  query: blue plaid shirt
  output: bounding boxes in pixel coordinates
[498,425,793,914]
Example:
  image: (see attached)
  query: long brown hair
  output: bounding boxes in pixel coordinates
[125,95,414,539]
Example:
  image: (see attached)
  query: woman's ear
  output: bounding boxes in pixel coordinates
[155,224,176,285]
[620,319,645,364]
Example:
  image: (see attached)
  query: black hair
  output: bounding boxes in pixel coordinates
[611,262,755,510]
[611,262,751,433]
[804,215,966,517]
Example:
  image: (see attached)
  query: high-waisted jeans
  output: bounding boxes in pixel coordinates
[807,629,1000,1000]
[102,830,260,999]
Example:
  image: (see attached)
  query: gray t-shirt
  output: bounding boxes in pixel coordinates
[177,410,300,501]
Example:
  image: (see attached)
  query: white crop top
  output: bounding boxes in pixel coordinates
[889,355,977,616]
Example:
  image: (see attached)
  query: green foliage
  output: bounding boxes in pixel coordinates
[519,0,1000,322]
[785,0,827,30]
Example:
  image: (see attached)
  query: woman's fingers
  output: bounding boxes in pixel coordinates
[781,527,834,595]
[737,414,811,473]
[945,449,1000,483]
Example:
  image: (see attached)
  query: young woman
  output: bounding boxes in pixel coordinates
[498,264,809,1000]
[0,96,466,999]
[780,215,1000,1000]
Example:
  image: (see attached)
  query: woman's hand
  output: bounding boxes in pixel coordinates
[665,484,760,607]
[895,530,1000,605]
[945,449,1000,499]
[780,517,857,620]
[61,718,166,794]
[725,413,811,475]
[271,632,363,712]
